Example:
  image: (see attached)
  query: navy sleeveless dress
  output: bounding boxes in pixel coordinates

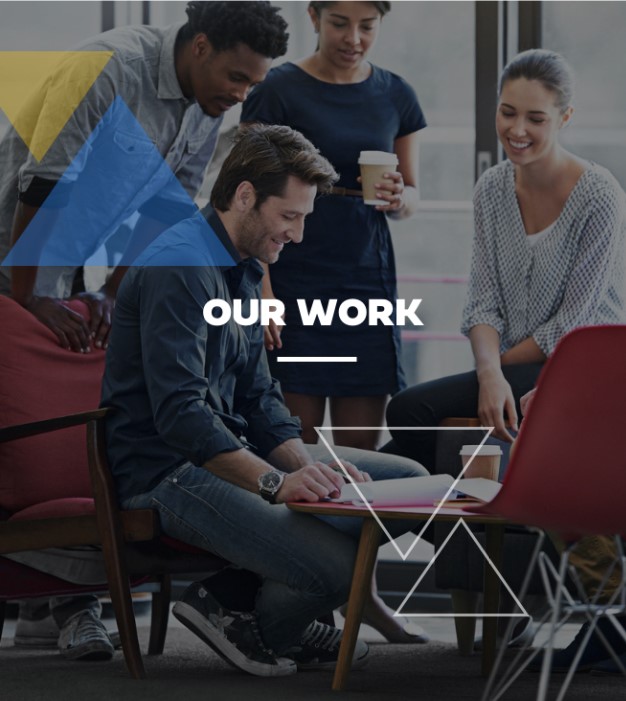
[241,62,426,396]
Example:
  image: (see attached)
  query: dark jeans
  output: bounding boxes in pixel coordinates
[121,445,424,653]
[384,363,544,472]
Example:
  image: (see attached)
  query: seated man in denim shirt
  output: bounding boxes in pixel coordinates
[3,0,290,661]
[101,123,427,677]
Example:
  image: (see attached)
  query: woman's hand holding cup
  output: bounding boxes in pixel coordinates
[358,150,400,208]
[373,170,405,213]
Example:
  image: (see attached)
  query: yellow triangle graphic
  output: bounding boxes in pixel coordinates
[0,51,113,161]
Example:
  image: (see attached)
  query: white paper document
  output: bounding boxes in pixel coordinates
[330,474,501,508]
[453,478,502,504]
[331,474,455,507]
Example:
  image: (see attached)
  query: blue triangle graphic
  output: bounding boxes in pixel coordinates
[1,96,234,268]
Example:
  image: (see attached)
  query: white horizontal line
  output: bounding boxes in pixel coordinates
[276,356,358,363]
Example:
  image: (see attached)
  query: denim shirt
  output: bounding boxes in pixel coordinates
[101,205,302,499]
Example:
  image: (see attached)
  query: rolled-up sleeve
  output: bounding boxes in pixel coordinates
[139,266,244,464]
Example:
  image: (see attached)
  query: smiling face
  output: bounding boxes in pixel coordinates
[311,2,382,71]
[496,78,573,166]
[234,176,317,264]
[187,36,272,117]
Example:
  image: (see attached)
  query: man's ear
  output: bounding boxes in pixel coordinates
[191,32,213,59]
[233,181,257,212]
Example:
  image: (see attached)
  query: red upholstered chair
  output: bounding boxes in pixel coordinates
[433,418,557,656]
[0,296,227,678]
[472,325,626,701]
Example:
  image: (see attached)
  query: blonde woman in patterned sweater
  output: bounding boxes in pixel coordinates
[386,49,625,468]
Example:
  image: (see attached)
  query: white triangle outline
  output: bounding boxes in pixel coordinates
[395,518,529,619]
[315,426,494,560]
[314,426,529,620]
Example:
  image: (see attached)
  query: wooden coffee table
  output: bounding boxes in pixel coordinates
[288,501,508,691]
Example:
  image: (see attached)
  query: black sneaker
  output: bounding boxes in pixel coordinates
[285,621,369,671]
[529,616,626,673]
[172,582,296,677]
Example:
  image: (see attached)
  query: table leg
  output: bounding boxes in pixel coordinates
[332,517,381,691]
[482,523,504,676]
[451,589,480,655]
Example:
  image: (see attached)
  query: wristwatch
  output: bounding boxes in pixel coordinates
[258,470,286,504]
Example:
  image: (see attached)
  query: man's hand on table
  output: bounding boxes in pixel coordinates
[276,460,370,504]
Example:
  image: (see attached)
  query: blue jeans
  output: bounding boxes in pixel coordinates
[121,445,426,653]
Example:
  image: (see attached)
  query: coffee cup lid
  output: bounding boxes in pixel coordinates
[459,444,502,456]
[358,150,398,166]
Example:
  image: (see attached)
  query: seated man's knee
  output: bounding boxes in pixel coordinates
[331,445,426,479]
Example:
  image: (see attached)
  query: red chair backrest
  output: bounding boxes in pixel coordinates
[476,325,626,539]
[0,296,105,513]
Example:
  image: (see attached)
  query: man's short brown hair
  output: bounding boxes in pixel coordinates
[211,123,338,211]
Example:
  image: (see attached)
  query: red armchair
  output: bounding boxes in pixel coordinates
[0,296,227,678]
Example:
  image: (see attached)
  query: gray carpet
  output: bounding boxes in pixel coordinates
[1,627,624,701]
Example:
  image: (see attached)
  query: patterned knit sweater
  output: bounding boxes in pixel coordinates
[462,159,625,355]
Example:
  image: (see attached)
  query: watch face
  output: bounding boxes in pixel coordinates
[261,471,283,491]
[259,471,285,503]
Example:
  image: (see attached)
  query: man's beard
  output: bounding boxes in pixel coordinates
[238,210,276,264]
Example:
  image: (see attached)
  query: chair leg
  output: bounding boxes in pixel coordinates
[536,550,571,701]
[106,567,146,679]
[97,538,146,677]
[451,589,479,655]
[87,418,146,678]
[148,575,171,656]
[0,601,6,641]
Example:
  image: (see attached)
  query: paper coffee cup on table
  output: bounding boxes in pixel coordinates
[460,445,502,481]
[358,151,398,205]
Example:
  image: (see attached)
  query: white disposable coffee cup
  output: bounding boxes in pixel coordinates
[358,151,399,205]
[460,445,502,481]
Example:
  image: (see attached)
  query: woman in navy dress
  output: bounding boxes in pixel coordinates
[242,2,428,645]
[242,1,426,452]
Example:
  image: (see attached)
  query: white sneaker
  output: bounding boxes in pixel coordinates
[58,610,114,661]
[14,611,59,648]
